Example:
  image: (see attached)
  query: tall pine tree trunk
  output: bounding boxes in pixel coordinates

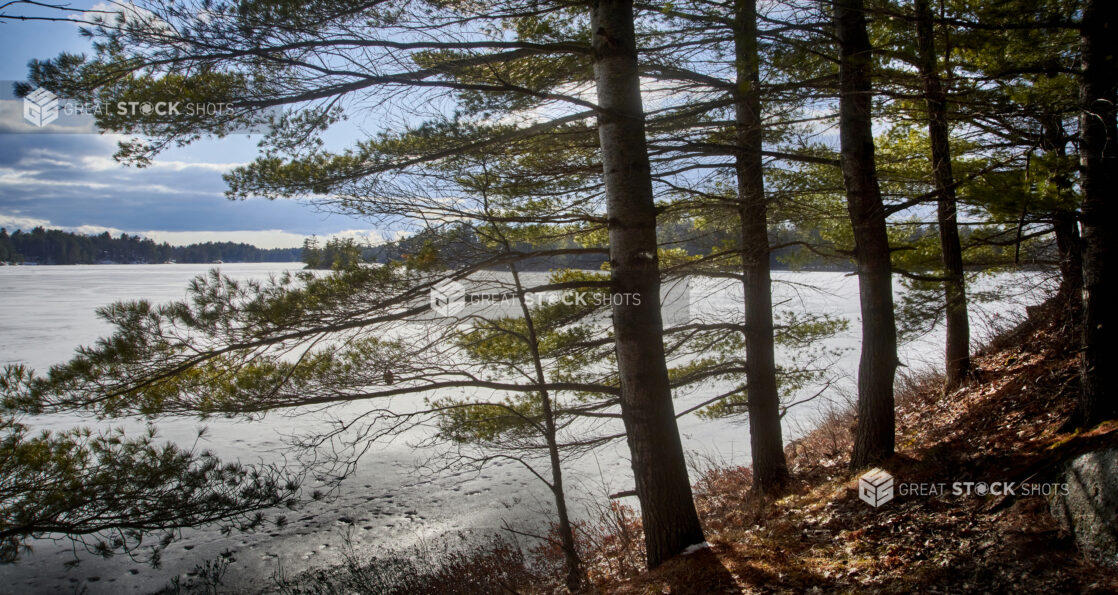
[915,0,970,392]
[734,0,788,494]
[1078,0,1118,426]
[835,0,898,468]
[591,0,705,568]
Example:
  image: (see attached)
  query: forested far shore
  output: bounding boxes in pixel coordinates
[2,219,1057,271]
[305,220,1052,272]
[0,227,300,264]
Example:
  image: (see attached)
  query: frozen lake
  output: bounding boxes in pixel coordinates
[0,263,1048,593]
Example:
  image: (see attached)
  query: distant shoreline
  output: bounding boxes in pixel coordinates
[0,226,303,266]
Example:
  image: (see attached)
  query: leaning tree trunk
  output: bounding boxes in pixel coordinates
[915,0,970,393]
[590,0,706,568]
[509,264,586,592]
[835,0,898,468]
[1052,210,1083,304]
[1039,116,1084,307]
[1077,0,1118,426]
[734,0,788,494]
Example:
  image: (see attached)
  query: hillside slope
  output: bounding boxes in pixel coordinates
[600,304,1118,594]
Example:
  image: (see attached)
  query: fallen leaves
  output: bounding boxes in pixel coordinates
[593,304,1118,594]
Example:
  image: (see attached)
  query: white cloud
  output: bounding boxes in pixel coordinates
[16,148,76,169]
[71,224,127,236]
[134,230,308,249]
[0,214,124,236]
[326,228,389,244]
[3,146,237,175]
[0,167,192,195]
[0,130,387,248]
[0,214,301,248]
[85,2,166,30]
[0,214,52,230]
[0,210,405,250]
[129,228,398,249]
[78,155,242,173]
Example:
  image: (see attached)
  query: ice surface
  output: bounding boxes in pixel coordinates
[0,263,1049,593]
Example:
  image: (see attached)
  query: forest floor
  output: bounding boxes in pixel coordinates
[582,300,1118,594]
[275,300,1118,594]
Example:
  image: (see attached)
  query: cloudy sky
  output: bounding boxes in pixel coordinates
[0,3,382,249]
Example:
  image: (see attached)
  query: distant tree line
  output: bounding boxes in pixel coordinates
[310,221,1042,273]
[0,227,301,265]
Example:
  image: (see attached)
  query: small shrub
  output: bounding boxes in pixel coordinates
[895,368,944,406]
[155,550,233,595]
[786,395,857,471]
[527,500,645,590]
[693,465,758,532]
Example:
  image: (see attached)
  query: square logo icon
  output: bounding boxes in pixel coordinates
[429,280,466,316]
[858,468,894,507]
[23,87,60,128]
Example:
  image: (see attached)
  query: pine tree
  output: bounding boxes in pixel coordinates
[591,0,705,565]
[836,0,897,469]
[1077,0,1118,426]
